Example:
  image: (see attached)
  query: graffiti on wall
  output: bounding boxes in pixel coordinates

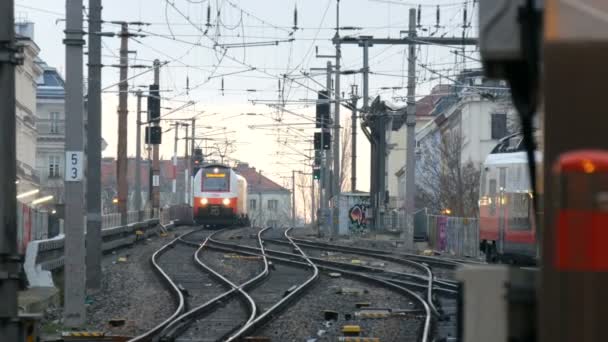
[348,202,369,232]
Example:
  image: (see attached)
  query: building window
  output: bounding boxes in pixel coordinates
[268,199,278,211]
[249,199,257,210]
[50,112,60,134]
[49,155,60,178]
[491,113,507,139]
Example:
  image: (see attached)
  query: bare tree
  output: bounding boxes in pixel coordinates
[416,129,481,217]
[340,120,352,192]
[297,172,312,224]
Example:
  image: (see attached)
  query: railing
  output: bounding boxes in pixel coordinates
[23,206,190,288]
[101,208,158,229]
[426,215,479,258]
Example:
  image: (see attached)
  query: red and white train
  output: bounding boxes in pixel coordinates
[479,134,540,264]
[192,163,249,227]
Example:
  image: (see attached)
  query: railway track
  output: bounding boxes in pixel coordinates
[125,225,460,341]
[129,226,319,342]
[208,227,433,342]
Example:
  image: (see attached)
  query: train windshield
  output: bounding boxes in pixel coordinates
[202,172,230,191]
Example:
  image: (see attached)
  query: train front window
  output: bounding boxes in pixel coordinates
[203,173,229,191]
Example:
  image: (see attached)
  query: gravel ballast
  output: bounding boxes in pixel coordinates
[252,273,423,341]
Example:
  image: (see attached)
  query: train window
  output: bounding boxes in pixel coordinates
[509,193,531,230]
[203,172,230,191]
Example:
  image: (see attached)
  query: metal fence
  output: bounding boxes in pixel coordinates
[17,202,48,254]
[101,208,158,229]
[427,215,479,258]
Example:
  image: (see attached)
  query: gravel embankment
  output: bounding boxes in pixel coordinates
[253,273,423,341]
[84,227,191,336]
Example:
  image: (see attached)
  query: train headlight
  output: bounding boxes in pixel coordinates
[222,198,230,206]
[200,198,208,205]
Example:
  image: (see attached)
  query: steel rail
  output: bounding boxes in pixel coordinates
[223,227,320,340]
[222,239,457,295]
[128,229,200,342]
[262,239,458,288]
[159,227,271,341]
[281,232,442,318]
[287,236,465,269]
[207,232,431,342]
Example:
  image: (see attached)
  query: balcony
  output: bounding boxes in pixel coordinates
[37,119,65,139]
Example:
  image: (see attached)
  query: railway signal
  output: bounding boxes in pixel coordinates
[313,167,321,180]
[316,90,330,128]
[314,132,331,150]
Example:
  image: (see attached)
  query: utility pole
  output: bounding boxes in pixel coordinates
[292,170,296,227]
[350,85,359,192]
[183,123,189,204]
[64,0,86,327]
[152,59,161,212]
[86,0,103,291]
[0,0,20,338]
[116,23,129,225]
[333,0,341,237]
[172,122,179,203]
[403,8,418,249]
[361,39,371,112]
[135,90,143,221]
[323,61,332,236]
[190,118,196,205]
[311,176,316,229]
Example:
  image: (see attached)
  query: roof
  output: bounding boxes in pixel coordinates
[36,59,65,100]
[416,84,453,116]
[234,163,289,193]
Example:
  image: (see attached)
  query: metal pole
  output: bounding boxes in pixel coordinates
[292,170,296,227]
[86,0,103,291]
[311,177,316,229]
[152,60,161,212]
[64,0,86,326]
[0,1,20,338]
[172,123,179,203]
[116,23,129,225]
[135,90,143,221]
[321,61,332,236]
[404,8,417,250]
[184,124,189,205]
[350,87,358,192]
[362,41,370,112]
[190,118,195,205]
[333,0,341,237]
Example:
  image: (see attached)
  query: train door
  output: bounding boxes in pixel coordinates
[498,167,507,254]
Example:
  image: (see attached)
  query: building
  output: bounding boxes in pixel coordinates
[407,70,515,216]
[234,163,291,228]
[15,21,43,193]
[35,59,66,203]
[385,84,449,211]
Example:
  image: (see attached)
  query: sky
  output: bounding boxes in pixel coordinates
[16,0,481,214]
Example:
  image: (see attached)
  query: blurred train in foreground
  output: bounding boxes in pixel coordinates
[479,134,540,264]
[192,164,249,227]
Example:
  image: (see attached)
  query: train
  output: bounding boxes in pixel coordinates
[478,134,540,264]
[192,163,250,227]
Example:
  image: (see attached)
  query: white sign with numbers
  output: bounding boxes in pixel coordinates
[65,151,84,182]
